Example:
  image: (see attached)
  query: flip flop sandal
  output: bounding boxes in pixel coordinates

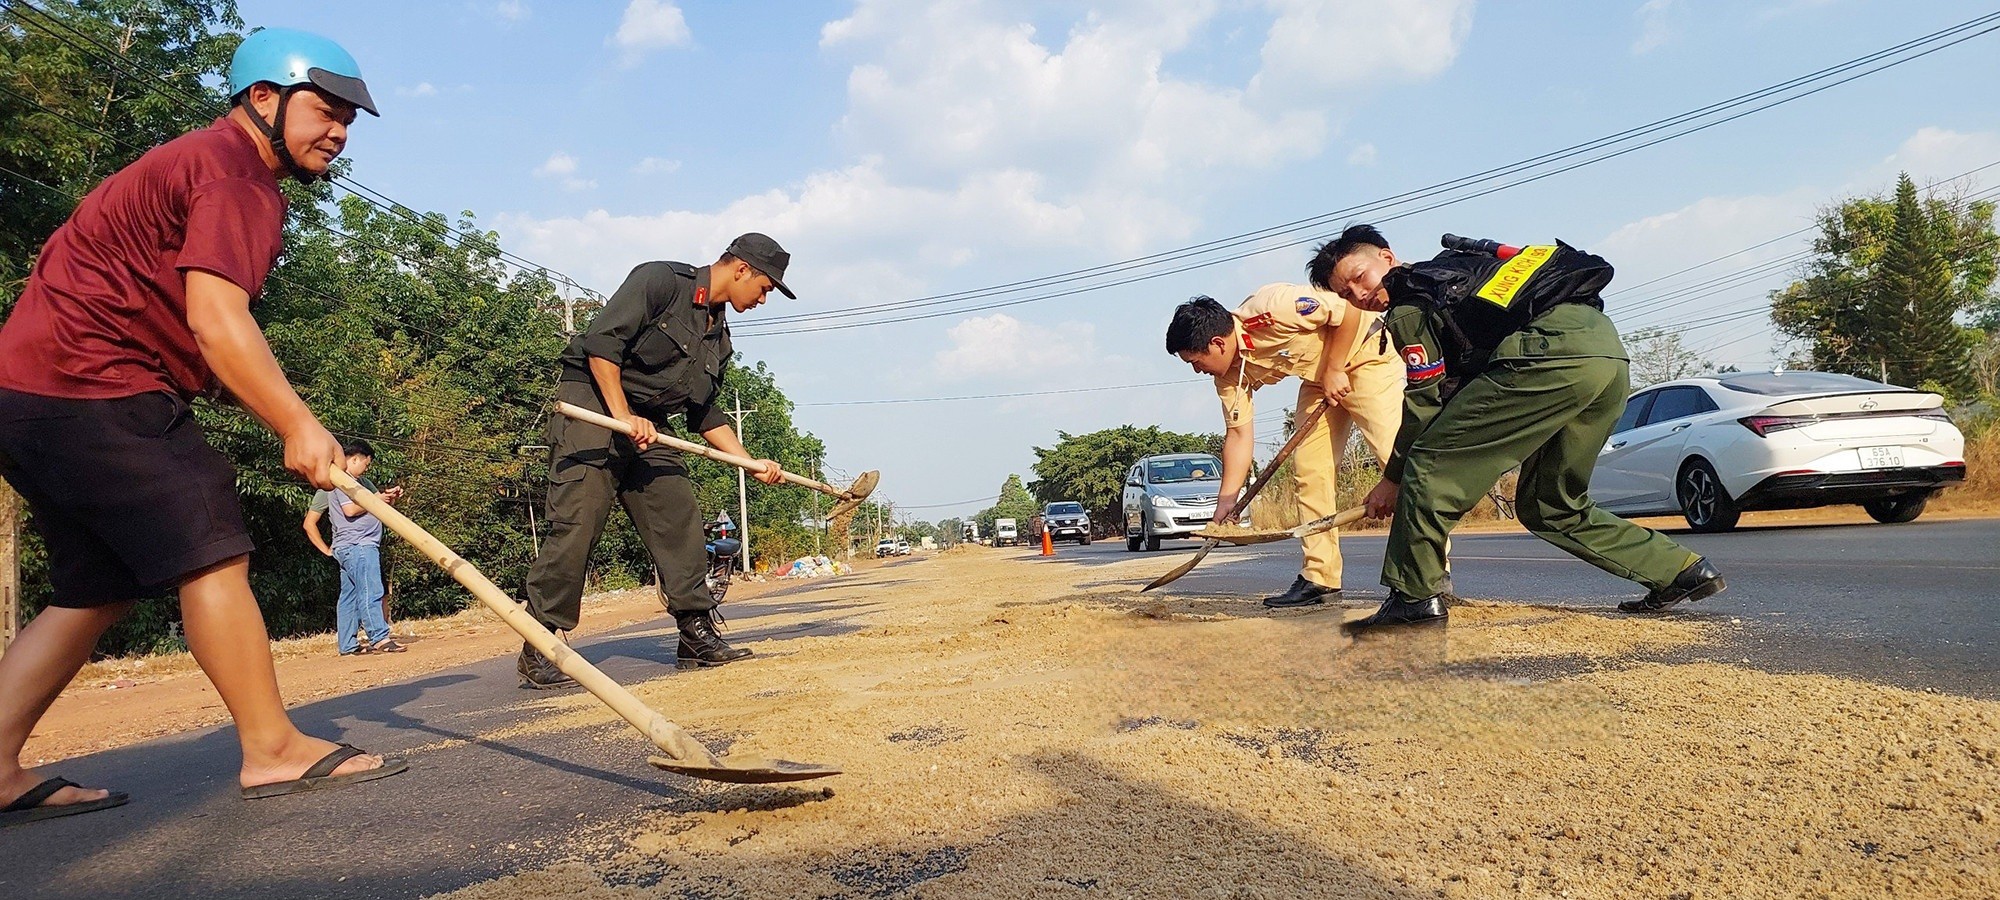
[0,777,129,828]
[240,744,409,800]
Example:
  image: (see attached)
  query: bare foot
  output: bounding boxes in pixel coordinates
[1,766,111,809]
[239,733,386,789]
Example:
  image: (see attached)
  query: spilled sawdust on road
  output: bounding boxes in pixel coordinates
[432,549,2000,900]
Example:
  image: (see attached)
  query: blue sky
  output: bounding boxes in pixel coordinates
[240,0,2000,522]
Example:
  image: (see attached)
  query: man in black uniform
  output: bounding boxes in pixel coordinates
[517,233,794,688]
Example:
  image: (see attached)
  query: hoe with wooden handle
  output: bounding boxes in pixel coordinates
[554,402,879,523]
[329,465,839,784]
[1141,402,1327,592]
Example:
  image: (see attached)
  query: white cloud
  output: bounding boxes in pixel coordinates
[532,152,596,191]
[932,314,1096,380]
[1879,127,2000,190]
[1250,0,1474,99]
[1633,0,1678,54]
[496,160,1196,298]
[395,82,438,98]
[632,156,681,175]
[504,2,1470,330]
[1347,142,1377,166]
[610,0,692,67]
[494,1,528,22]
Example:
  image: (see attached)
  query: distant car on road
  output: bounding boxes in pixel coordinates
[1123,452,1223,551]
[1590,370,1966,532]
[1035,501,1093,545]
[894,538,911,556]
[994,518,1021,547]
[875,538,897,558]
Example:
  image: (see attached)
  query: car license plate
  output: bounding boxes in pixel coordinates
[1860,446,1903,470]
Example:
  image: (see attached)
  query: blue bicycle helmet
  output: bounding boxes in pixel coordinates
[228,28,377,179]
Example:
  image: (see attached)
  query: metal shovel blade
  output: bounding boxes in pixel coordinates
[650,754,843,784]
[1141,539,1219,592]
[828,470,880,521]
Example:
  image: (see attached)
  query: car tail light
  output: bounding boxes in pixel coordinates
[1739,414,1809,437]
[1916,410,1953,423]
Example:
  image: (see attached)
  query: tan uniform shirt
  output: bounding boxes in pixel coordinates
[1214,283,1385,427]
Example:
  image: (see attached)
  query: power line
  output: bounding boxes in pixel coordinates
[736,11,2000,336]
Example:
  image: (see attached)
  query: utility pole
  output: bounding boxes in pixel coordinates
[729,391,756,574]
[0,476,19,656]
[811,460,823,555]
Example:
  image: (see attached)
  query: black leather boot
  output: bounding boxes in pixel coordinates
[1619,557,1726,613]
[676,609,752,669]
[517,641,578,690]
[1340,591,1447,636]
[1262,575,1341,609]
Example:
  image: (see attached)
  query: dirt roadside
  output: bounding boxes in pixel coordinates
[17,561,892,766]
[411,545,1998,900]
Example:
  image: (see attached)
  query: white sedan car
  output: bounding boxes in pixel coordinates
[1590,371,1966,532]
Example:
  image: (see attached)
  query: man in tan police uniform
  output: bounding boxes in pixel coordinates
[1165,283,1403,607]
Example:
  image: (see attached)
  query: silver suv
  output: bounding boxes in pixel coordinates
[1122,453,1222,551]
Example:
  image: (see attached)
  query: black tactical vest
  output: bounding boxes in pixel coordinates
[1383,240,1613,379]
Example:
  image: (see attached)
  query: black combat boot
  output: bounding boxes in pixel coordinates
[676,609,752,669]
[517,641,578,690]
[1618,557,1726,613]
[1262,575,1342,609]
[1340,591,1447,636]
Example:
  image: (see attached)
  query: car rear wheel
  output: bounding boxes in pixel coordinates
[1863,492,1929,524]
[1678,458,1742,533]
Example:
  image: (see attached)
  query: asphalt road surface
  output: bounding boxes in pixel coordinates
[1119,515,2000,698]
[3,519,1995,897]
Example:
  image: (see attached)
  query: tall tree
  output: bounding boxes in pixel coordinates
[1626,326,1716,388]
[1027,425,1223,528]
[1771,173,1996,390]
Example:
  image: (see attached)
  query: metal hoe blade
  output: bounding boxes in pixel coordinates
[1141,539,1219,592]
[650,755,844,784]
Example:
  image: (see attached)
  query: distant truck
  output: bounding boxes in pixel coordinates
[1031,501,1092,545]
[994,518,1021,547]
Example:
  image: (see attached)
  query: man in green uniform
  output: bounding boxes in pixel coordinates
[517,234,793,688]
[1307,225,1725,635]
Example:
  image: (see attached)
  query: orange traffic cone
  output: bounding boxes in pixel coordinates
[1040,527,1055,556]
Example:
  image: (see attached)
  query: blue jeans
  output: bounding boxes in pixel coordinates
[334,544,390,654]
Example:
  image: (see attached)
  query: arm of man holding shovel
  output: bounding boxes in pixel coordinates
[584,356,784,485]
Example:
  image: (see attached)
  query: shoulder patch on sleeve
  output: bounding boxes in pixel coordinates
[1295,296,1320,316]
[1403,344,1445,381]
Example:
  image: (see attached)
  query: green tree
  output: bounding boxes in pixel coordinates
[1771,173,1996,390]
[1626,326,1715,388]
[1027,425,1223,528]
[974,473,1039,534]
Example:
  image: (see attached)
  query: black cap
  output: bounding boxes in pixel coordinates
[724,232,795,299]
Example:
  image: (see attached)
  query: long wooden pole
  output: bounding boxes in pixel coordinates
[0,476,17,655]
[327,465,716,764]
[554,402,858,500]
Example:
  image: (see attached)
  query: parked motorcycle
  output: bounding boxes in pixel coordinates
[658,513,741,609]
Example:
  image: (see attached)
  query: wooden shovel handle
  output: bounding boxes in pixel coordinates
[553,402,851,499]
[1223,401,1328,523]
[327,465,716,764]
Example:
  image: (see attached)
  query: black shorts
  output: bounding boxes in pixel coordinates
[0,388,253,606]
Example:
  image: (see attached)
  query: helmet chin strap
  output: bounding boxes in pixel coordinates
[235,86,318,183]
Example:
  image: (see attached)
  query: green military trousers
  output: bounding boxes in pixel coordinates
[525,381,713,633]
[1381,353,1697,599]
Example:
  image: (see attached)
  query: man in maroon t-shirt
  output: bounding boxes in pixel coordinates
[0,28,407,827]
